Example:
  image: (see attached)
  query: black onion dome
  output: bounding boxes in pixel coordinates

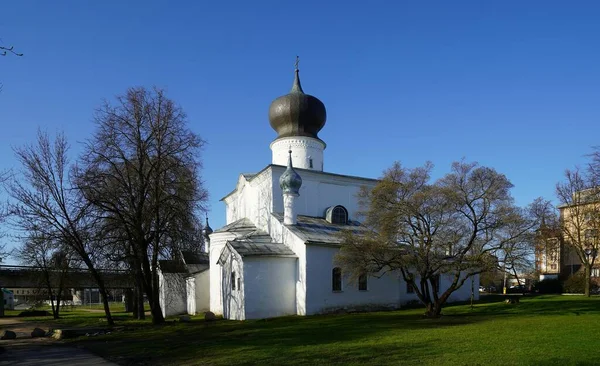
[269,65,327,140]
[202,217,213,240]
[279,151,302,195]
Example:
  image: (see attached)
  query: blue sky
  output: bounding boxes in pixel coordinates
[1,1,600,257]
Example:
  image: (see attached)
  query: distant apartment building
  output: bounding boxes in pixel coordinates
[535,189,600,283]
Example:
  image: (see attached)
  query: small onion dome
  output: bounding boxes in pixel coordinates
[202,217,213,240]
[279,150,302,196]
[268,60,327,140]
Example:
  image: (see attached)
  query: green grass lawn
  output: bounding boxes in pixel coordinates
[63,295,600,366]
[4,302,153,327]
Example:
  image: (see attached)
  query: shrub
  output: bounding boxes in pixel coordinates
[534,279,562,294]
[562,272,598,293]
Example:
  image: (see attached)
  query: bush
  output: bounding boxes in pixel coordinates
[534,279,562,294]
[562,272,598,293]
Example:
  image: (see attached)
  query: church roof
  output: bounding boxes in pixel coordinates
[181,251,209,265]
[272,213,370,245]
[213,218,260,235]
[215,219,297,263]
[228,237,296,258]
[158,260,188,274]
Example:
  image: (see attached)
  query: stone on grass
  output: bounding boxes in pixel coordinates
[1,330,16,340]
[179,315,191,323]
[31,328,46,338]
[205,311,217,321]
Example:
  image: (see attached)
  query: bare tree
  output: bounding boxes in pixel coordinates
[8,130,115,324]
[1,40,23,93]
[16,233,72,318]
[337,161,535,318]
[75,87,207,324]
[555,168,600,297]
[0,44,22,57]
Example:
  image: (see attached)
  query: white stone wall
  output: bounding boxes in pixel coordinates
[159,272,187,318]
[208,232,238,316]
[216,245,245,320]
[271,136,325,171]
[269,216,308,315]
[195,270,210,312]
[224,166,377,230]
[186,277,196,315]
[243,257,297,319]
[397,273,480,304]
[224,171,274,232]
[270,166,378,221]
[305,245,402,314]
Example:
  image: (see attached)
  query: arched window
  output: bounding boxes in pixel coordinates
[358,274,368,291]
[325,205,349,224]
[332,267,342,292]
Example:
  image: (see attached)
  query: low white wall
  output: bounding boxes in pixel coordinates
[186,277,196,315]
[195,270,210,312]
[243,257,297,319]
[159,272,187,318]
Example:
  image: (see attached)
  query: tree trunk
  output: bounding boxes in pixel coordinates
[139,250,164,324]
[424,302,443,318]
[584,264,591,297]
[86,264,114,325]
[134,272,145,320]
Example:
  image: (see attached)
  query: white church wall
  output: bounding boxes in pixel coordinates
[224,171,274,233]
[270,216,308,315]
[243,257,297,319]
[305,245,401,315]
[159,272,187,318]
[209,232,238,316]
[270,166,377,221]
[218,246,245,320]
[398,273,480,304]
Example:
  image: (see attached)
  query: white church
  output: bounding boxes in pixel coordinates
[161,62,478,320]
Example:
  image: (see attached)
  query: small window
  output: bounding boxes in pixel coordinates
[550,264,557,270]
[231,272,236,290]
[358,274,368,291]
[237,277,241,291]
[406,281,414,293]
[326,205,349,224]
[332,267,342,291]
[309,158,313,169]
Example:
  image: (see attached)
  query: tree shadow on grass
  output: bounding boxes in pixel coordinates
[78,296,600,365]
[443,295,600,318]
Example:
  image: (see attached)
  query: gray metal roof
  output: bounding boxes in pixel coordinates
[158,260,188,274]
[215,218,297,262]
[228,236,296,257]
[272,213,370,245]
[181,251,209,265]
[213,218,260,235]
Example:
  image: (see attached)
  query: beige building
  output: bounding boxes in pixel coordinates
[536,190,600,283]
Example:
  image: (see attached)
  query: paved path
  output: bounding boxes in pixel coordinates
[0,318,118,366]
[0,345,119,365]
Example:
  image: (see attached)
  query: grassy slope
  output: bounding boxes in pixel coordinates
[64,295,600,366]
